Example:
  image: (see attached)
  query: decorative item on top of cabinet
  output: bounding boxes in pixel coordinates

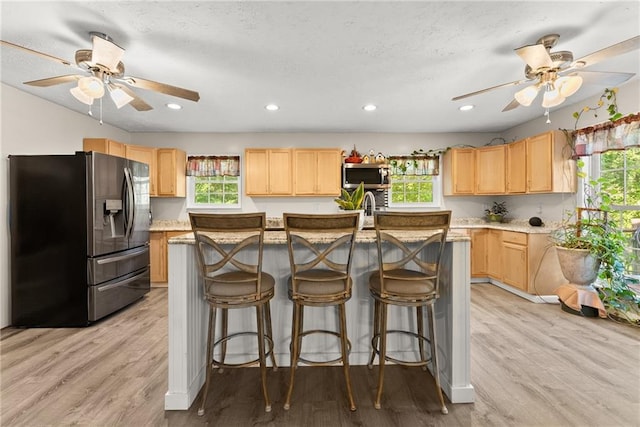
[443,147,475,195]
[83,138,126,158]
[156,148,186,197]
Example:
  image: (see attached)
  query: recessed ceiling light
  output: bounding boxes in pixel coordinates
[459,105,474,111]
[166,103,182,110]
[363,104,377,112]
[265,104,279,111]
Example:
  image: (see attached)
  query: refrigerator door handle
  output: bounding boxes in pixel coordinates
[123,167,135,239]
[96,270,147,292]
[96,246,149,265]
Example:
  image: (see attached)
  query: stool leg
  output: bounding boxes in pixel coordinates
[339,303,356,411]
[198,305,217,416]
[264,300,278,371]
[218,308,229,373]
[367,299,380,369]
[256,304,272,412]
[427,303,448,415]
[417,306,427,371]
[284,303,302,410]
[374,302,388,410]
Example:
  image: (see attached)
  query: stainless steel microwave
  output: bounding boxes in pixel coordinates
[342,163,390,190]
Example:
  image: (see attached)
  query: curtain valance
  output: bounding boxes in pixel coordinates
[573,113,640,158]
[388,155,439,176]
[186,155,240,177]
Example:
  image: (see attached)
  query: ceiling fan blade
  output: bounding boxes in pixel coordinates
[573,70,635,86]
[1,40,72,66]
[24,74,80,87]
[122,76,200,102]
[452,78,529,101]
[502,99,521,112]
[115,84,153,111]
[571,35,640,69]
[91,34,125,73]
[515,44,553,70]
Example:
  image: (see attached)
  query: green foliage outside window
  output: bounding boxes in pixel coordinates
[390,174,434,204]
[194,176,239,205]
[598,148,640,230]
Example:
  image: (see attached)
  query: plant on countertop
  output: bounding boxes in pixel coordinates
[335,181,365,210]
[549,179,639,325]
[484,201,508,222]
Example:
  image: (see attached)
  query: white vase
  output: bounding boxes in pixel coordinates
[555,246,601,290]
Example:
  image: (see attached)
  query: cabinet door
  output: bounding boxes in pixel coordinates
[486,229,503,280]
[506,139,526,194]
[294,149,341,196]
[157,149,186,197]
[475,145,505,194]
[83,138,126,158]
[126,145,158,196]
[444,148,475,195]
[314,149,341,195]
[526,133,553,193]
[503,243,528,290]
[294,150,318,195]
[245,149,270,195]
[470,229,488,277]
[268,149,293,195]
[150,231,166,283]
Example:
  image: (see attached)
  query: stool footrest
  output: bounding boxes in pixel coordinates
[211,331,275,369]
[370,329,432,367]
[294,329,352,366]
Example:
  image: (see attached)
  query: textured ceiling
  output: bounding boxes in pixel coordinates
[1,1,639,133]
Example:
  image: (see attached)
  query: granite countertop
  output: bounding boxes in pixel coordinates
[168,229,470,245]
[151,216,559,235]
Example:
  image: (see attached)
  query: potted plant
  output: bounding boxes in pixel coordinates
[549,179,639,324]
[484,201,508,223]
[335,181,365,229]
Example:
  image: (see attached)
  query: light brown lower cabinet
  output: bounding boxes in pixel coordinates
[150,230,188,284]
[468,228,566,295]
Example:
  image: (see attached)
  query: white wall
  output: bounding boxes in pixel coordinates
[1,83,130,328]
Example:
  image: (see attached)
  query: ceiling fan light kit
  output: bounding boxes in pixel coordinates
[0,32,200,122]
[452,33,639,119]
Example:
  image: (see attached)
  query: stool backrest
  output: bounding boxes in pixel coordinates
[283,213,359,298]
[373,211,451,298]
[189,212,267,298]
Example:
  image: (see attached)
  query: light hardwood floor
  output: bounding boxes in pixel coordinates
[1,284,638,426]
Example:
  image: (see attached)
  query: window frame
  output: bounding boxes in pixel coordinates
[186,154,242,210]
[387,155,442,208]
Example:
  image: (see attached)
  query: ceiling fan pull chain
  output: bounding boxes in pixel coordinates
[99,96,103,125]
[545,108,551,124]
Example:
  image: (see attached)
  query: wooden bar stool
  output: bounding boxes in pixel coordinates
[367,210,451,414]
[282,212,359,412]
[189,212,277,416]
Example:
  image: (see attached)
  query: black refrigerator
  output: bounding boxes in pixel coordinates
[9,151,151,327]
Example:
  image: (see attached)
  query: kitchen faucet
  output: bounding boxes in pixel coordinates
[363,191,376,216]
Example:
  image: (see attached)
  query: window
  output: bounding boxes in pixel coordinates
[388,155,441,208]
[186,155,241,209]
[585,147,640,274]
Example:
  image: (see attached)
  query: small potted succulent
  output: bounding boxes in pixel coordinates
[485,201,508,223]
[335,182,365,229]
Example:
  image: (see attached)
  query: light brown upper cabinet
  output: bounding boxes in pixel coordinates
[475,145,505,194]
[125,144,158,196]
[294,149,342,196]
[83,138,126,158]
[506,139,526,194]
[526,130,576,193]
[443,148,475,195]
[156,148,186,197]
[245,148,293,196]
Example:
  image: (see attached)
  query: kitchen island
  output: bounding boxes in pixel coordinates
[163,229,474,410]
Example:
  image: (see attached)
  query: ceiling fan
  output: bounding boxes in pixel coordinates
[0,32,200,112]
[452,34,640,112]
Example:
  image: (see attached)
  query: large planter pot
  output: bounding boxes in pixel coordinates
[555,246,601,289]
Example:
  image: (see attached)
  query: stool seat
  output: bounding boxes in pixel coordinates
[369,269,436,297]
[205,272,275,299]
